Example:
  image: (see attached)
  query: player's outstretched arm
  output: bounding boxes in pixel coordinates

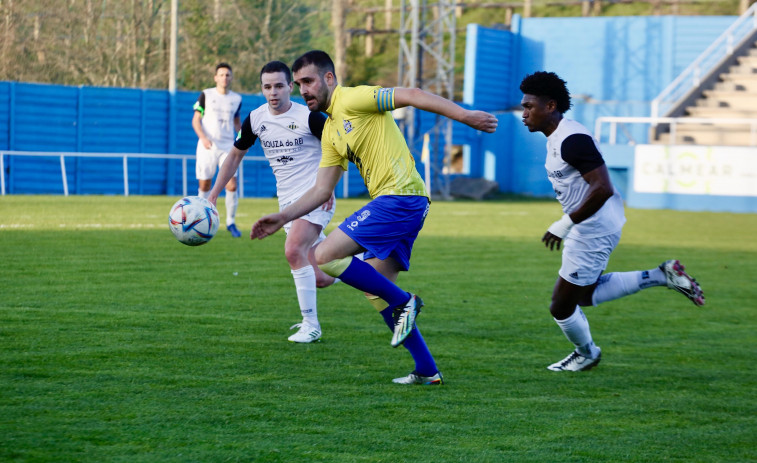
[393,87,498,133]
[251,165,342,240]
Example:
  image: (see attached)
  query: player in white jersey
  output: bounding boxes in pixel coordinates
[520,71,705,372]
[208,61,337,343]
[192,62,244,238]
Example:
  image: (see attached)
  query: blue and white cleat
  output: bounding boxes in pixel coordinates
[227,223,242,238]
[391,294,423,348]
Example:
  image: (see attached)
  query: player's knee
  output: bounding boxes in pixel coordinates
[550,301,575,320]
[318,257,351,277]
[284,244,306,267]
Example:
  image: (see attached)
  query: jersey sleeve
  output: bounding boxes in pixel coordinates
[308,111,327,140]
[319,137,349,171]
[233,101,242,119]
[233,115,257,151]
[343,86,395,114]
[560,134,605,175]
[192,92,205,114]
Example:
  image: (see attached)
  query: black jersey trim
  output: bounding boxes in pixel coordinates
[308,111,327,140]
[561,134,605,175]
[233,115,257,150]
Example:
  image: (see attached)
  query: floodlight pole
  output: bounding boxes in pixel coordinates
[397,0,456,199]
[169,0,178,93]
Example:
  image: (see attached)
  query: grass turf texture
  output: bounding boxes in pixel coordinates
[0,195,755,462]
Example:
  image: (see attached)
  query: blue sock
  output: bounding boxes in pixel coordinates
[337,257,409,308]
[380,308,438,377]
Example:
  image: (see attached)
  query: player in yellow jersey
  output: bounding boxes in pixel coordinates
[252,50,497,385]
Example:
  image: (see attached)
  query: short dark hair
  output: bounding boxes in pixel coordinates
[216,62,232,73]
[292,50,336,78]
[519,71,572,114]
[260,61,291,83]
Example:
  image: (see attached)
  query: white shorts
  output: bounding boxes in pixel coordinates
[195,142,236,180]
[280,198,336,245]
[559,231,622,286]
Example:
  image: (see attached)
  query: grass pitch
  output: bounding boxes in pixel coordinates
[0,195,755,462]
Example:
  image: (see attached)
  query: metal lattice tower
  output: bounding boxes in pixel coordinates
[397,0,457,198]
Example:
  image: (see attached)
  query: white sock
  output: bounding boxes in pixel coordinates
[554,306,599,358]
[592,268,666,306]
[292,266,318,328]
[225,189,238,226]
[197,189,210,199]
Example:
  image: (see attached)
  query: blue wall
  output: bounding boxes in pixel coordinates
[0,82,367,197]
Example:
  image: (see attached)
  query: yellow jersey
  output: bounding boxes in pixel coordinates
[320,85,428,199]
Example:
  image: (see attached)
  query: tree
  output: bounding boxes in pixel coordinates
[0,0,333,93]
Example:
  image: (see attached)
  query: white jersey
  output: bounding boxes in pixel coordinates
[235,102,326,205]
[545,118,625,238]
[193,88,242,152]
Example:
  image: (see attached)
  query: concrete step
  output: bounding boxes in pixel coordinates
[655,127,756,146]
[737,55,757,65]
[746,45,757,56]
[713,80,756,91]
[718,73,757,92]
[686,105,757,118]
[702,89,757,99]
[728,64,757,74]
[696,90,757,109]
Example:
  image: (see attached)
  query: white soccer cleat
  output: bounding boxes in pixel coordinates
[392,371,444,385]
[391,294,423,348]
[287,322,322,343]
[547,349,602,372]
[660,259,705,306]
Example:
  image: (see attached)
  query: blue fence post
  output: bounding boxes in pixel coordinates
[7,82,15,193]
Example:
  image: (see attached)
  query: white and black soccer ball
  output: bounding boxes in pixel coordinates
[168,196,220,246]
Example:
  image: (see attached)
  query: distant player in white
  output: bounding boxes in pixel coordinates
[192,62,244,238]
[208,60,337,343]
[520,71,705,372]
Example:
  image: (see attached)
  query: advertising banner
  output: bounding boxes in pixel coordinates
[634,145,757,197]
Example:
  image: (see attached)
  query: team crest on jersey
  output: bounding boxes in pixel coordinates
[277,155,294,165]
[343,119,353,134]
[288,122,298,131]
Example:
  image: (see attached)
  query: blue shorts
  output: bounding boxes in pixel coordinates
[338,195,430,271]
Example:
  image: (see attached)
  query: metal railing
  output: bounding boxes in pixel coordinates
[594,116,757,145]
[650,2,757,119]
[0,151,353,198]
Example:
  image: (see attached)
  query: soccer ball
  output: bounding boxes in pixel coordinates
[168,196,220,246]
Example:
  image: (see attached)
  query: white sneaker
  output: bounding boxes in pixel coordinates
[287,322,321,343]
[392,371,444,385]
[660,260,705,306]
[547,349,602,371]
[391,294,423,348]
